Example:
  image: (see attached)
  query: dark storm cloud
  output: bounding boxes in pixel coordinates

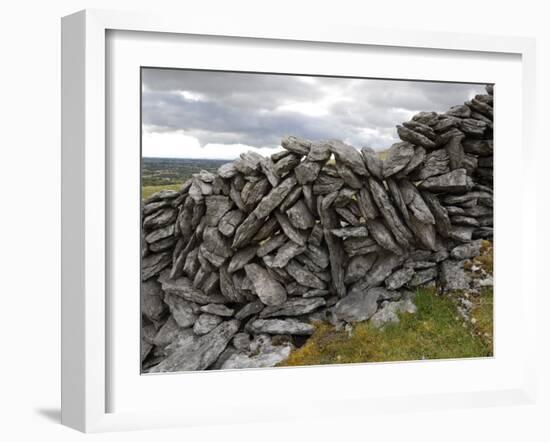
[142,69,486,150]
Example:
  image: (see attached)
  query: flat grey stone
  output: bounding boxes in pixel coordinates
[385,267,415,290]
[202,227,232,258]
[397,125,436,149]
[361,146,383,179]
[232,213,264,249]
[327,139,368,176]
[200,303,235,317]
[141,279,167,321]
[273,153,301,177]
[370,299,417,328]
[383,141,415,177]
[260,297,326,318]
[365,218,403,255]
[287,199,315,230]
[332,289,380,323]
[369,178,413,247]
[235,300,265,320]
[271,241,306,268]
[345,254,377,285]
[244,263,287,306]
[295,160,322,184]
[145,224,175,244]
[142,252,171,281]
[419,169,473,194]
[450,240,483,260]
[160,275,225,305]
[232,333,251,352]
[331,226,369,238]
[228,245,259,273]
[221,344,293,369]
[274,211,307,246]
[164,293,199,328]
[307,141,332,162]
[440,259,471,291]
[349,252,405,294]
[253,176,297,219]
[281,135,311,155]
[246,318,315,335]
[143,207,177,230]
[193,313,223,335]
[408,267,438,287]
[285,259,326,290]
[218,162,238,179]
[149,320,240,372]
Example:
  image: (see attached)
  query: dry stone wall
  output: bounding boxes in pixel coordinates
[141,85,494,372]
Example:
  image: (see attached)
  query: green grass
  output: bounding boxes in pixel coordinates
[280,287,492,367]
[471,288,494,348]
[142,184,181,201]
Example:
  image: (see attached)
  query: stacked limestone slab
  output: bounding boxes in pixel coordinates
[141,85,494,372]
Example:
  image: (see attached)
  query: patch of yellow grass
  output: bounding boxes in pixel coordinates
[280,287,491,367]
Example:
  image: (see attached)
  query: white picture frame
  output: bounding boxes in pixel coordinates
[61,9,537,433]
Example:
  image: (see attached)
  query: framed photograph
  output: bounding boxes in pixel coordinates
[61,9,537,432]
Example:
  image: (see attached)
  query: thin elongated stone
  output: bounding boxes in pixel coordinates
[253,176,297,219]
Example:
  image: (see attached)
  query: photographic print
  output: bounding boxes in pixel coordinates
[140,69,493,373]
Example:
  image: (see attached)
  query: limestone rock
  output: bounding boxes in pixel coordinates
[260,297,326,318]
[397,125,436,149]
[361,147,383,179]
[228,245,259,273]
[244,263,287,306]
[164,294,199,328]
[200,303,235,317]
[221,343,292,369]
[385,267,415,290]
[287,199,315,230]
[271,241,306,268]
[345,254,377,285]
[332,289,380,323]
[450,240,483,260]
[149,320,240,372]
[193,313,223,335]
[383,142,415,177]
[281,135,311,155]
[419,169,473,194]
[370,299,417,328]
[253,176,297,219]
[247,319,315,335]
[440,260,471,290]
[295,160,322,184]
[328,139,368,176]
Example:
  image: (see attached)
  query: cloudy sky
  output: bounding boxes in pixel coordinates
[141,68,485,159]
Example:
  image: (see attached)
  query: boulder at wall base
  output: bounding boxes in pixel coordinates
[331,289,380,323]
[440,259,471,291]
[370,299,417,328]
[246,318,315,335]
[148,320,240,373]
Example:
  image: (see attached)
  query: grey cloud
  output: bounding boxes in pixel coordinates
[142,68,486,151]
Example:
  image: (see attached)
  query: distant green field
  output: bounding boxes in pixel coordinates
[142,183,181,201]
[141,157,226,201]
